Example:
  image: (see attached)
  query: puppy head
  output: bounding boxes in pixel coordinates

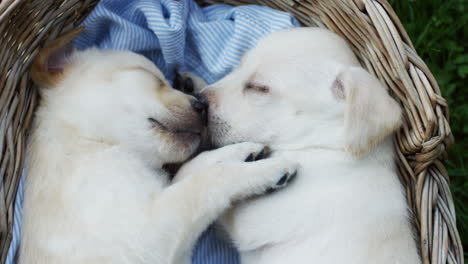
[202,28,401,157]
[31,28,206,165]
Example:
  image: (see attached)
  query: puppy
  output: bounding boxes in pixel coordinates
[201,28,420,264]
[19,28,298,264]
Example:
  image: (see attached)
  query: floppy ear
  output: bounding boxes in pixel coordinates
[333,67,402,157]
[31,27,85,88]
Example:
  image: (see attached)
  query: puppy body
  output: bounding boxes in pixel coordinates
[222,141,416,264]
[19,30,298,264]
[203,28,420,263]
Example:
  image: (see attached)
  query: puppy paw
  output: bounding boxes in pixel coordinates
[174,71,207,94]
[174,142,265,182]
[174,143,299,200]
[174,71,194,94]
[228,158,300,200]
[214,142,269,163]
[193,142,266,166]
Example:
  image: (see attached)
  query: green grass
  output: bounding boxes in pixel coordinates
[388,0,467,256]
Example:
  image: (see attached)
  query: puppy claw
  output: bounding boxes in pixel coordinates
[256,146,271,160]
[277,174,289,186]
[266,170,297,194]
[245,153,255,162]
[245,146,271,162]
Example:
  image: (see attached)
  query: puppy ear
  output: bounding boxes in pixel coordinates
[334,67,402,157]
[31,27,85,88]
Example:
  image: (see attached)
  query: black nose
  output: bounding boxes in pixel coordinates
[192,94,208,125]
[191,98,207,112]
[195,93,209,108]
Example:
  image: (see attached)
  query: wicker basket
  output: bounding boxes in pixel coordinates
[0,0,463,263]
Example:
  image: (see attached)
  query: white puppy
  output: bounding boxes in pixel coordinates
[19,28,298,264]
[201,28,420,264]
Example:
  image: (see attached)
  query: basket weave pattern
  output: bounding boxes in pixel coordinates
[0,0,463,263]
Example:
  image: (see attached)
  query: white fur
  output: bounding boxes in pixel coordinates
[202,27,420,264]
[19,48,298,264]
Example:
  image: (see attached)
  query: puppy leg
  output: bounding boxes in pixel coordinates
[174,142,270,181]
[153,143,299,264]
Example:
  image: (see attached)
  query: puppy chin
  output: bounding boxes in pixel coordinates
[167,134,202,162]
[208,129,240,149]
[206,113,235,148]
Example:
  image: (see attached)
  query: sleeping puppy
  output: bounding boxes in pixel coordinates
[200,28,420,264]
[19,28,298,264]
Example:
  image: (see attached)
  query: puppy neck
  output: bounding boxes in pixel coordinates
[272,122,346,153]
[272,136,397,170]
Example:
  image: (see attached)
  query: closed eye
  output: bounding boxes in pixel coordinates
[120,66,165,87]
[244,82,270,93]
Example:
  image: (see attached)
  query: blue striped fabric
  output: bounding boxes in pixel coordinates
[6,1,299,263]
